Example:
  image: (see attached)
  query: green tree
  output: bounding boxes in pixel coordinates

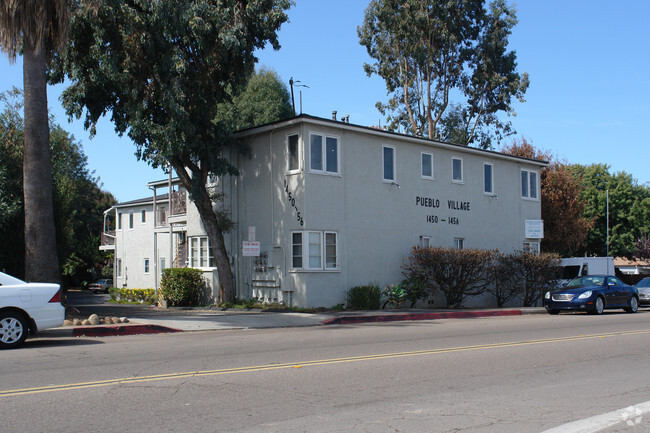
[571,164,650,258]
[52,0,291,302]
[233,68,293,131]
[0,88,116,283]
[0,0,69,281]
[358,0,529,148]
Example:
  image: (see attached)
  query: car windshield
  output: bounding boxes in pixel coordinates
[637,278,650,288]
[566,276,605,287]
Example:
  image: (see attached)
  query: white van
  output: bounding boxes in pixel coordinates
[559,257,615,284]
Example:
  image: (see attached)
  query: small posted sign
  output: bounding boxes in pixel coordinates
[242,241,260,257]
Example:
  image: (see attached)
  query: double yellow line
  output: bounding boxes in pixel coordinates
[3,328,649,398]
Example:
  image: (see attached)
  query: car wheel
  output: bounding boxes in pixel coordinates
[624,296,639,313]
[0,311,28,349]
[547,309,560,315]
[590,296,605,315]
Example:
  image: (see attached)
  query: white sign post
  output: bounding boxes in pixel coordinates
[243,237,260,300]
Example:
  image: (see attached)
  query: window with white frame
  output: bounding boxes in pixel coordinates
[454,238,465,249]
[116,259,122,277]
[521,170,538,199]
[189,236,215,268]
[309,133,339,174]
[484,163,493,194]
[420,236,431,248]
[129,213,134,229]
[141,209,146,223]
[288,134,300,172]
[452,157,463,182]
[118,213,122,230]
[383,145,395,181]
[144,258,150,274]
[291,231,338,271]
[160,258,166,275]
[522,242,540,254]
[421,153,434,179]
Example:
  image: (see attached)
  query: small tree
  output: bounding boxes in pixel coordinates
[485,252,521,307]
[634,235,650,261]
[514,252,561,307]
[403,247,492,308]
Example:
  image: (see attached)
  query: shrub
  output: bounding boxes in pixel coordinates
[110,288,157,304]
[381,282,407,309]
[346,284,381,310]
[160,268,205,307]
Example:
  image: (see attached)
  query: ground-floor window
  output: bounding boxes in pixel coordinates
[454,238,465,249]
[189,236,215,268]
[291,230,338,271]
[522,242,540,254]
[420,236,431,248]
[116,259,122,277]
[144,258,150,274]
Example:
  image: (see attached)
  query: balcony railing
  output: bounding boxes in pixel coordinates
[101,231,116,247]
[171,190,187,215]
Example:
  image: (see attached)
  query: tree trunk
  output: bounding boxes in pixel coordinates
[22,41,60,282]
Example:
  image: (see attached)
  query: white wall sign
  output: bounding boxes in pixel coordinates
[525,220,544,239]
[242,241,260,257]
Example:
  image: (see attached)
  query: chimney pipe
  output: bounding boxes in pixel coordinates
[332,110,337,121]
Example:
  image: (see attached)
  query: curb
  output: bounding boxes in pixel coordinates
[322,309,524,325]
[41,324,183,338]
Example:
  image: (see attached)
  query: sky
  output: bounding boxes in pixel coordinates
[1,0,648,203]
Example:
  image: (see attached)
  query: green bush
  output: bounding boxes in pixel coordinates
[160,268,205,307]
[346,284,381,310]
[110,288,156,304]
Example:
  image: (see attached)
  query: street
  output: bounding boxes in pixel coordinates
[2,312,650,432]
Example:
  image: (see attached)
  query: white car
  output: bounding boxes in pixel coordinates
[0,272,65,349]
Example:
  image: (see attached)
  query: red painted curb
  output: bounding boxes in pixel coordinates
[322,310,522,325]
[72,324,183,337]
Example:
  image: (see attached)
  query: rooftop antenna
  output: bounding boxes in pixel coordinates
[289,77,309,116]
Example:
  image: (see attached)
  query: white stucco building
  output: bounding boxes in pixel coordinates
[101,114,546,308]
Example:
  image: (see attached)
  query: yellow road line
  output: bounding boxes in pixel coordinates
[3,328,649,398]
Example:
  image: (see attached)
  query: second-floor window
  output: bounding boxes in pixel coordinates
[129,213,134,229]
[383,145,395,181]
[521,170,538,199]
[421,153,434,179]
[452,157,463,182]
[288,134,300,172]
[484,163,493,194]
[141,209,146,223]
[309,133,339,175]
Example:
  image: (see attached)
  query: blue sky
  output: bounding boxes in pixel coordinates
[1,0,648,202]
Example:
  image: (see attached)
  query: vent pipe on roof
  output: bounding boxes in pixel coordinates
[344,115,350,123]
[332,110,337,121]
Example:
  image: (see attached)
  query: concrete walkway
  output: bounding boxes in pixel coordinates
[39,296,547,338]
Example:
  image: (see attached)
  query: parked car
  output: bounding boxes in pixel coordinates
[544,275,638,315]
[88,279,113,294]
[0,272,65,349]
[635,277,650,306]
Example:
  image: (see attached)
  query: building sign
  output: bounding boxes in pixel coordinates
[242,241,261,257]
[416,195,470,226]
[525,220,544,239]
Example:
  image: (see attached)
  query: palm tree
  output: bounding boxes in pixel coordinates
[0,1,69,282]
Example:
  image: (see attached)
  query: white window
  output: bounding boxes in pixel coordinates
[288,134,300,172]
[484,163,493,194]
[420,236,431,248]
[521,170,538,199]
[454,238,464,249]
[189,236,215,268]
[160,258,166,275]
[116,259,122,278]
[421,153,434,179]
[523,242,540,254]
[129,213,134,229]
[144,258,150,274]
[141,209,146,223]
[309,133,339,175]
[452,157,463,182]
[383,145,395,181]
[117,213,122,230]
[291,230,338,271]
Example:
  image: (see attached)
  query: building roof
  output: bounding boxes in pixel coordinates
[235,113,548,167]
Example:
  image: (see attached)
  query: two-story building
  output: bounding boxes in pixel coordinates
[101,114,546,308]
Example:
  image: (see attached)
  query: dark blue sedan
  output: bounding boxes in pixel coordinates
[544,275,639,315]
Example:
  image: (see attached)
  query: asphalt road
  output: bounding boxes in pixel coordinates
[2,312,650,432]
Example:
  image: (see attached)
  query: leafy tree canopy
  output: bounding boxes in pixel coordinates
[570,164,650,258]
[358,0,529,148]
[0,88,116,284]
[233,67,293,131]
[51,0,292,302]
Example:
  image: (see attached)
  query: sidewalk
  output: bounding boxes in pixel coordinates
[39,296,547,338]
